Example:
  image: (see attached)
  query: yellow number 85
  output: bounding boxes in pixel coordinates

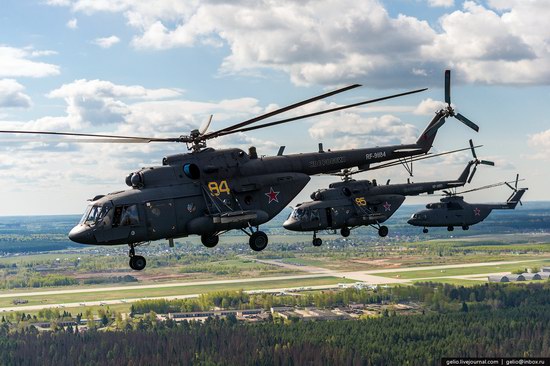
[355,197,367,206]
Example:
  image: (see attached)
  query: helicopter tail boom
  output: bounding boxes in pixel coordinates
[506,188,527,209]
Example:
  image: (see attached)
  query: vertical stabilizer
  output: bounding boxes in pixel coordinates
[507,188,527,209]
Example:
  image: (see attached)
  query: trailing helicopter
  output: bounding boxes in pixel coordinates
[1,70,478,270]
[408,174,527,233]
[283,140,491,246]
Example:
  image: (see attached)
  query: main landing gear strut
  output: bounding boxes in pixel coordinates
[241,227,268,251]
[128,243,147,271]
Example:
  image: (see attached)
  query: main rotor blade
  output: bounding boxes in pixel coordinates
[469,139,477,159]
[468,166,477,183]
[199,114,214,135]
[445,69,451,105]
[0,130,190,143]
[206,84,362,137]
[213,88,428,138]
[458,179,525,195]
[455,113,479,132]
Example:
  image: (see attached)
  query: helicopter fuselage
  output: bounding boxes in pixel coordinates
[68,143,430,246]
[407,191,526,229]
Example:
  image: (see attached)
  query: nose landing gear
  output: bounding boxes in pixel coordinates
[312,231,322,247]
[128,244,147,271]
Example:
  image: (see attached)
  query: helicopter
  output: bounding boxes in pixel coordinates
[1,70,478,270]
[407,174,527,233]
[282,139,491,246]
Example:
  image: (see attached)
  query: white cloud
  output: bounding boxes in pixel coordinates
[46,0,550,87]
[413,98,445,115]
[427,0,454,7]
[0,79,32,108]
[528,129,550,160]
[92,35,121,48]
[67,18,78,29]
[0,45,60,78]
[309,113,419,149]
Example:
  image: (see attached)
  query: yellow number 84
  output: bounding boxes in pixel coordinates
[208,180,231,196]
[355,197,367,206]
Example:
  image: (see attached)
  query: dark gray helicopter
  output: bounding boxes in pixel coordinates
[283,140,490,246]
[408,175,527,233]
[1,70,478,270]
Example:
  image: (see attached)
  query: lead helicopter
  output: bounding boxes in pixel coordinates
[408,174,527,232]
[283,139,491,245]
[1,70,479,270]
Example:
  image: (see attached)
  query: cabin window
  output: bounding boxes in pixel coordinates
[113,204,140,227]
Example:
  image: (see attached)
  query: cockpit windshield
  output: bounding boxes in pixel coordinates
[79,202,113,226]
[290,207,320,222]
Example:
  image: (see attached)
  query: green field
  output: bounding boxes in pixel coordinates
[371,259,550,280]
[0,276,353,308]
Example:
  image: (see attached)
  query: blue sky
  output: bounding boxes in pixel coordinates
[0,0,549,215]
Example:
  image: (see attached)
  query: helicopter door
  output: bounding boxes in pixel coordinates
[325,207,333,228]
[95,203,141,242]
[145,199,177,240]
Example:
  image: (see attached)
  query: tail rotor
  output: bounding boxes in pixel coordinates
[467,139,494,183]
[426,70,480,137]
[505,174,524,205]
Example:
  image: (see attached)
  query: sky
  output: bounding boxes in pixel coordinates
[0,0,549,216]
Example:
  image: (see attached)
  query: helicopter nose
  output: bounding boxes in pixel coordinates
[283,218,301,231]
[68,225,97,244]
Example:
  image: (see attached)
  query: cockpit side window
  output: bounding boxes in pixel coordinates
[113,204,140,227]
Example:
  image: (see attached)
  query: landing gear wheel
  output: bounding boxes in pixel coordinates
[378,225,389,238]
[129,255,146,271]
[249,231,268,252]
[201,234,219,248]
[447,226,454,232]
[340,227,350,238]
[462,225,469,231]
[313,238,322,247]
[422,228,429,234]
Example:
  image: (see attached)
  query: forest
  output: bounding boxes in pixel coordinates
[1,283,549,365]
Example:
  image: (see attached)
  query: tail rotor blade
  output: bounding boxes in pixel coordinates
[445,70,451,105]
[480,160,495,166]
[468,166,477,183]
[515,174,519,189]
[455,113,479,132]
[505,182,515,191]
[469,139,477,159]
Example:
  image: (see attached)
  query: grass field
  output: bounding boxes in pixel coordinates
[371,259,550,279]
[0,276,353,308]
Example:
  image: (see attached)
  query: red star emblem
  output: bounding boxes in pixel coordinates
[383,201,392,211]
[473,207,481,216]
[265,187,280,204]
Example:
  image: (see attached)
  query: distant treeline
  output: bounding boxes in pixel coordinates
[0,274,138,289]
[130,281,550,315]
[1,284,550,365]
